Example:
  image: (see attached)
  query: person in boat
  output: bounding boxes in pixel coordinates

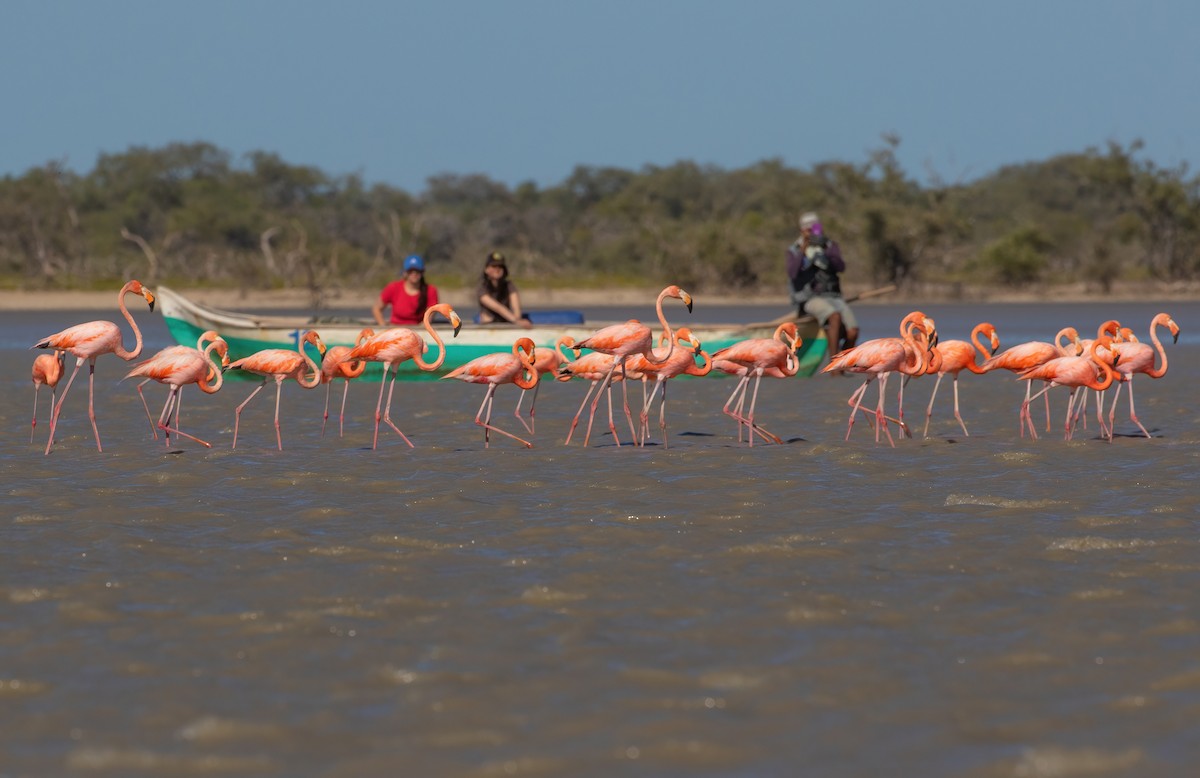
[476,251,532,329]
[786,211,859,360]
[374,254,439,326]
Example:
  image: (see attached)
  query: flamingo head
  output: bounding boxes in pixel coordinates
[302,330,328,357]
[1097,319,1121,341]
[661,285,694,313]
[979,323,1000,352]
[514,337,537,364]
[356,327,376,346]
[1157,313,1180,344]
[674,327,701,354]
[127,279,156,311]
[213,339,231,368]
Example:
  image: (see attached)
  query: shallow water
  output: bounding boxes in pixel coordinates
[3,301,1198,776]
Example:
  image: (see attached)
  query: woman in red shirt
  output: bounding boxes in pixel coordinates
[373,254,439,326]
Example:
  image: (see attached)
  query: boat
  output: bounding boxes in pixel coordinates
[155,285,833,380]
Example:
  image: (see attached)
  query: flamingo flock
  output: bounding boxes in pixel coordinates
[27,279,1183,452]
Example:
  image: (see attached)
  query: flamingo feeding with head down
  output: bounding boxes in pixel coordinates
[921,322,1000,438]
[124,335,231,448]
[443,336,539,448]
[339,304,462,449]
[30,351,66,443]
[224,330,327,450]
[710,322,801,446]
[1105,312,1180,438]
[32,279,156,455]
[320,327,374,438]
[565,284,693,447]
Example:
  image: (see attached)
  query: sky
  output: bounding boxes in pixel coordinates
[3,0,1198,194]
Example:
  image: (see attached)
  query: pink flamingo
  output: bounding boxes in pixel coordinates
[558,343,640,444]
[979,327,1082,440]
[628,327,712,447]
[710,322,801,446]
[1105,312,1179,438]
[225,330,328,450]
[442,337,540,448]
[124,336,230,448]
[921,322,1000,438]
[566,285,693,447]
[320,327,374,438]
[513,338,572,434]
[1017,335,1120,441]
[32,279,156,455]
[131,329,224,441]
[822,311,936,447]
[30,351,66,443]
[339,303,462,449]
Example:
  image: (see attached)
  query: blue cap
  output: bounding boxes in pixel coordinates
[403,254,425,272]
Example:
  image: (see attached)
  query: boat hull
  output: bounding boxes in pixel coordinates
[156,286,827,380]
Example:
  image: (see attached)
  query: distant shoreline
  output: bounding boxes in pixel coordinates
[1,281,1197,311]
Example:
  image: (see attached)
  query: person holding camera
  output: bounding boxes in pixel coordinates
[786,212,859,363]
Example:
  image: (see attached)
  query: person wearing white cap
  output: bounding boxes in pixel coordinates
[786,212,859,363]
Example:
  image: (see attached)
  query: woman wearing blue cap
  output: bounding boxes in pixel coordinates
[373,254,440,326]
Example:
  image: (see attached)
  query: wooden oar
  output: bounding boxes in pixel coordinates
[737,284,897,331]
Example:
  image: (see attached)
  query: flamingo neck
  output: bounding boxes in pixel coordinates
[113,284,145,360]
[513,349,539,390]
[1144,321,1169,378]
[412,308,446,371]
[198,342,225,394]
[644,290,676,366]
[296,339,322,388]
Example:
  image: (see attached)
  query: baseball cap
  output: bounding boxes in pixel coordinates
[485,251,506,267]
[403,254,425,272]
[799,212,820,229]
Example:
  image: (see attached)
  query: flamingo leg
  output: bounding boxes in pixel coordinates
[380,367,415,448]
[158,386,212,448]
[135,378,160,440]
[875,373,897,447]
[272,376,285,450]
[923,372,945,439]
[514,382,540,435]
[951,374,969,437]
[339,379,351,438]
[565,379,601,445]
[845,377,874,441]
[86,361,103,452]
[44,356,86,455]
[721,375,750,443]
[1122,377,1150,438]
[641,378,664,445]
[370,365,389,449]
[31,385,41,444]
[583,360,620,447]
[321,381,333,438]
[475,384,533,448]
[618,364,638,445]
[232,378,268,449]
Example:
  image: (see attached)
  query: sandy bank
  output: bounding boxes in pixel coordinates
[2,281,1197,311]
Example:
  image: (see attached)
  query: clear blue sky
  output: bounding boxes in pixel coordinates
[3,0,1197,193]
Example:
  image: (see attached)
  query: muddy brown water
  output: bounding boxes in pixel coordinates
[3,302,1198,776]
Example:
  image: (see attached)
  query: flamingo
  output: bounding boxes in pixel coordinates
[822,311,937,447]
[627,327,712,447]
[124,336,230,448]
[512,338,572,434]
[320,327,374,438]
[31,279,156,455]
[558,343,640,444]
[131,329,224,441]
[566,284,693,447]
[921,322,1000,438]
[1105,312,1179,438]
[978,327,1082,440]
[442,336,539,448]
[710,322,801,446]
[225,330,328,450]
[1017,335,1120,441]
[30,351,66,443]
[339,303,462,449]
